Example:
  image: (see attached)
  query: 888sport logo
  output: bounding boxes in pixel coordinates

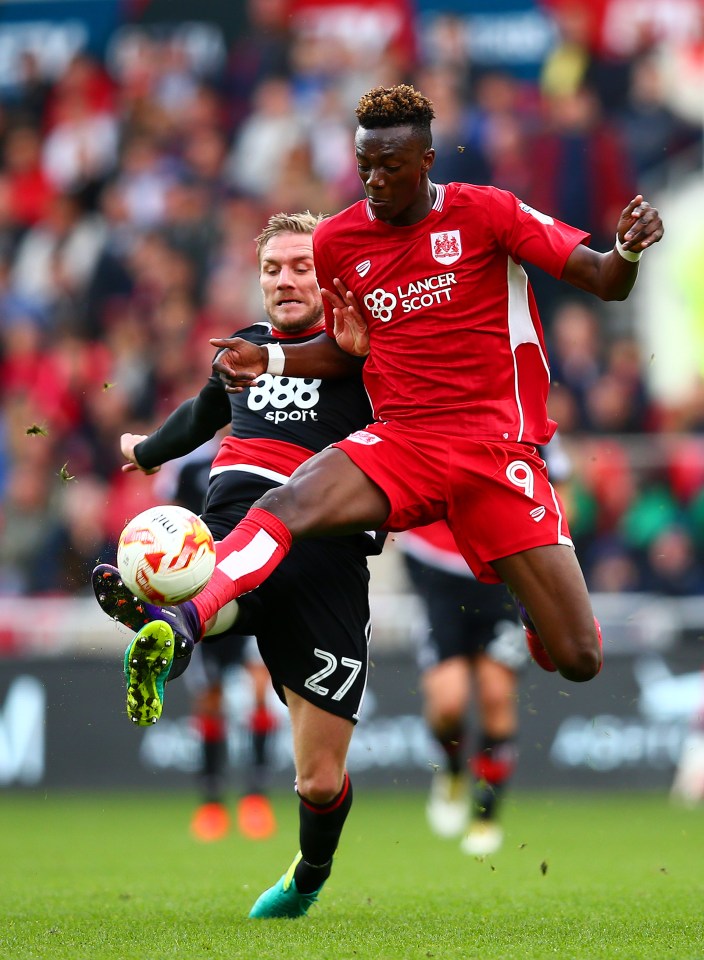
[248,373,322,423]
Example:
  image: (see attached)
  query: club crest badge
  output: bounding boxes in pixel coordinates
[430,230,461,265]
[348,430,382,445]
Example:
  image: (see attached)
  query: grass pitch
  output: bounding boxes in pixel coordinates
[1,789,702,959]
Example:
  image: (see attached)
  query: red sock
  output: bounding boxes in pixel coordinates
[193,507,292,623]
[250,704,278,736]
[193,714,226,741]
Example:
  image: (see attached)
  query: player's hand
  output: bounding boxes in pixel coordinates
[120,433,160,474]
[210,337,267,393]
[322,279,370,357]
[616,196,664,253]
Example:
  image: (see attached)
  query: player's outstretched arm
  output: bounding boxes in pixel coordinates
[322,278,370,357]
[211,332,363,393]
[562,195,664,301]
[125,387,232,470]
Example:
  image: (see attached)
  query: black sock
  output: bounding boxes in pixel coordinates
[293,858,332,895]
[434,723,466,776]
[294,772,353,893]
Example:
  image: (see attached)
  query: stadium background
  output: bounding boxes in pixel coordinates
[0,0,702,796]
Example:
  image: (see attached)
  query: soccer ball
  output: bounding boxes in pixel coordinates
[117,504,216,604]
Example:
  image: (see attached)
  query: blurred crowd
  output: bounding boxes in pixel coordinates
[0,0,703,598]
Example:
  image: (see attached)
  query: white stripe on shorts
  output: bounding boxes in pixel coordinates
[209,463,291,484]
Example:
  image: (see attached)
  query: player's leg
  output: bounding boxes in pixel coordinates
[190,643,277,842]
[415,565,522,851]
[249,692,354,919]
[247,533,371,919]
[93,562,241,725]
[461,655,518,856]
[94,562,202,721]
[189,675,231,842]
[448,442,601,683]
[237,655,278,840]
[492,545,601,681]
[186,637,240,842]
[423,656,472,837]
[403,552,476,837]
[193,447,390,624]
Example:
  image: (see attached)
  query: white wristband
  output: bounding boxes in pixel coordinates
[265,342,286,375]
[615,232,642,262]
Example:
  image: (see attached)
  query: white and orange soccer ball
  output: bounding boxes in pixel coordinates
[117,505,216,604]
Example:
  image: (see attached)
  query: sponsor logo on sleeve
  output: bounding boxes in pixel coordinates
[519,201,554,225]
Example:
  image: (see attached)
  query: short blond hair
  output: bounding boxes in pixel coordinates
[255,211,325,264]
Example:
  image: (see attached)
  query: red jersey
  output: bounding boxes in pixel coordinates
[314,183,588,444]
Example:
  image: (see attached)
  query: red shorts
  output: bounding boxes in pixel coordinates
[333,421,573,583]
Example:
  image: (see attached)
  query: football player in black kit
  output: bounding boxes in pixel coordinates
[93,211,382,918]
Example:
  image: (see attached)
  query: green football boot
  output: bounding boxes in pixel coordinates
[123,621,175,725]
[248,852,325,919]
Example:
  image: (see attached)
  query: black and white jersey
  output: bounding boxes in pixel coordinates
[220,322,373,455]
[134,321,384,555]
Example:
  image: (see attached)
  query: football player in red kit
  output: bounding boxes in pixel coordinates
[195,83,661,676]
[109,84,663,886]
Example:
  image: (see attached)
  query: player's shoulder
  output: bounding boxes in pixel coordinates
[445,182,526,238]
[446,181,515,211]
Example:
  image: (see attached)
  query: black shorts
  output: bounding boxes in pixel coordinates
[403,554,527,673]
[199,471,372,723]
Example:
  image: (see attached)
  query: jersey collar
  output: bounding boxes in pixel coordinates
[365,182,445,222]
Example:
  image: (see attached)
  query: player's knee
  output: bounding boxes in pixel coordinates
[254,486,291,519]
[480,693,509,720]
[254,484,314,535]
[558,634,602,682]
[429,703,464,731]
[297,769,344,806]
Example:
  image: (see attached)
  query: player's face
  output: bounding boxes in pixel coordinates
[355,125,435,226]
[259,232,324,333]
